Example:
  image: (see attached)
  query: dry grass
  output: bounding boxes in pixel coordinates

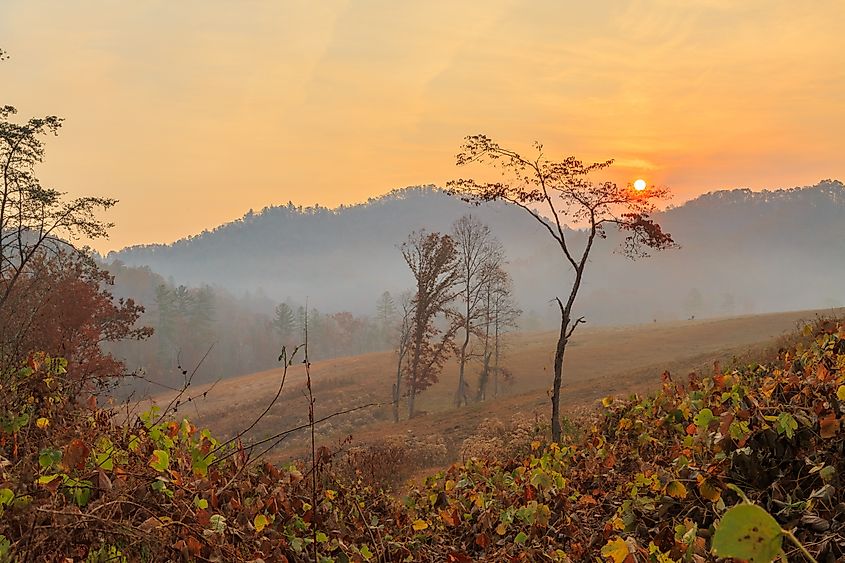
[150,308,839,483]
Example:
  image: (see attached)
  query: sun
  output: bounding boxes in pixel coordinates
[633,179,647,191]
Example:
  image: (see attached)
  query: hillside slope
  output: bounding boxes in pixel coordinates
[151,309,827,465]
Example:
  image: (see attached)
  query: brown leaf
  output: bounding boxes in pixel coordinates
[475,533,491,549]
[820,413,839,439]
[97,469,112,492]
[63,439,90,471]
[186,536,202,556]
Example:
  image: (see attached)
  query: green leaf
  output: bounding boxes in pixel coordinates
[209,514,227,533]
[359,544,373,561]
[193,496,208,510]
[514,531,528,545]
[315,531,328,543]
[712,504,783,562]
[38,448,62,469]
[775,412,798,439]
[694,408,715,429]
[254,513,269,533]
[95,450,114,471]
[63,478,92,507]
[149,449,170,472]
[0,488,13,507]
[36,474,63,485]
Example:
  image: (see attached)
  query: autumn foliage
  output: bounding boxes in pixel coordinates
[2,310,843,561]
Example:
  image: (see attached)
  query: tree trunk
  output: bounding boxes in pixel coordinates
[551,315,569,443]
[408,383,416,419]
[455,332,469,407]
[477,349,490,401]
[493,321,500,397]
[392,383,399,423]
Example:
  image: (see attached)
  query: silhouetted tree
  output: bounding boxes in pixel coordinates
[0,105,116,314]
[401,231,458,418]
[273,302,296,343]
[449,134,676,441]
[376,290,397,347]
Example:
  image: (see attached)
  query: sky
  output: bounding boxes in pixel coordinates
[2,0,843,252]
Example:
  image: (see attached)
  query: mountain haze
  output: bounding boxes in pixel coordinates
[109,181,845,326]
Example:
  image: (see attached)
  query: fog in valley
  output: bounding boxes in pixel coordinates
[105,180,845,391]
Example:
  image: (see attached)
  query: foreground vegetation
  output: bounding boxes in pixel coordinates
[0,319,842,561]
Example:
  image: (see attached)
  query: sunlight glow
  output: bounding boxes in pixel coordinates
[633,179,647,191]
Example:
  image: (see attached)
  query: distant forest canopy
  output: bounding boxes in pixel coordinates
[103,261,398,395]
[106,179,845,385]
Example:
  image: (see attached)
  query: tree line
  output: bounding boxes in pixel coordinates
[104,260,409,393]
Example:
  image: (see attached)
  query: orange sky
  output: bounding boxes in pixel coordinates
[2,1,843,252]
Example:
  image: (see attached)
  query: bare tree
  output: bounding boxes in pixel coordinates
[476,267,520,400]
[451,215,503,407]
[400,231,458,418]
[391,291,413,422]
[449,135,676,441]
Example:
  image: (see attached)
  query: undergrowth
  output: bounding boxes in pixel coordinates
[1,319,844,561]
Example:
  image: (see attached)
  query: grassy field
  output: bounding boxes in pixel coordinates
[150,309,832,470]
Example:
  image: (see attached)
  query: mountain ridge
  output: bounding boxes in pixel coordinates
[108,180,845,323]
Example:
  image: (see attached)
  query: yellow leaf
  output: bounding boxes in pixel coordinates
[665,480,688,499]
[412,519,429,531]
[611,517,625,531]
[254,514,269,533]
[601,396,614,408]
[601,537,630,563]
[530,440,541,451]
[837,385,845,402]
[697,476,721,502]
[495,522,508,535]
[445,479,456,492]
[324,489,337,501]
[36,417,49,429]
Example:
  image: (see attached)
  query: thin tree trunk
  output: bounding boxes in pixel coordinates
[392,383,399,423]
[551,315,569,443]
[456,332,469,407]
[493,320,500,397]
[477,289,491,401]
[408,383,416,419]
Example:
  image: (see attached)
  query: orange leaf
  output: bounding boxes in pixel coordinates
[439,509,458,527]
[579,494,597,507]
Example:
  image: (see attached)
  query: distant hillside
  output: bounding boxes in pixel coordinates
[109,180,845,325]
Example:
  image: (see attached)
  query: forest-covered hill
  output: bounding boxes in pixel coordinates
[109,180,845,326]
